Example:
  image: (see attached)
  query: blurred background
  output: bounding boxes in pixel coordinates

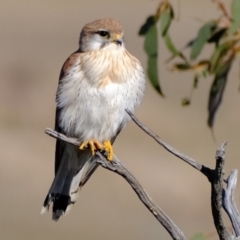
[0,0,239,239]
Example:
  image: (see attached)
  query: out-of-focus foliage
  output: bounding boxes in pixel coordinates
[191,233,207,240]
[139,0,240,128]
[143,18,163,95]
[190,230,220,240]
[139,0,175,96]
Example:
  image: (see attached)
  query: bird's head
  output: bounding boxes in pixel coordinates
[79,18,124,52]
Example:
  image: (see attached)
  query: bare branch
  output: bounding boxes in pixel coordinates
[45,128,186,240]
[126,110,237,240]
[46,112,239,240]
[126,109,212,179]
[223,170,240,237]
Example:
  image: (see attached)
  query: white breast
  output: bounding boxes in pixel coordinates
[57,48,145,142]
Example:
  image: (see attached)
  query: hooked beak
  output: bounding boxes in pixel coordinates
[112,33,123,46]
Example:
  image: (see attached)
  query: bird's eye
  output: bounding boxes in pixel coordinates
[97,31,109,38]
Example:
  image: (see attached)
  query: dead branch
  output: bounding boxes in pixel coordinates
[126,110,240,240]
[45,128,186,240]
[211,142,230,240]
[45,110,240,240]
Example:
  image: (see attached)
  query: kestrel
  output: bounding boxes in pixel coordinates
[42,18,145,220]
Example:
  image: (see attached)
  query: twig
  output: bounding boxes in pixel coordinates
[45,128,187,240]
[212,0,231,20]
[223,170,240,237]
[125,110,235,240]
[125,109,212,179]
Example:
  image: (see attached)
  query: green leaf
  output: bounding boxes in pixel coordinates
[144,24,164,96]
[164,32,179,56]
[190,22,216,60]
[144,23,158,57]
[139,16,155,36]
[147,56,163,95]
[164,33,189,63]
[229,0,240,34]
[209,42,230,73]
[160,7,173,36]
[210,40,237,74]
[207,55,234,127]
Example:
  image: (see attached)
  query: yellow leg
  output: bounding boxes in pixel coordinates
[103,140,114,161]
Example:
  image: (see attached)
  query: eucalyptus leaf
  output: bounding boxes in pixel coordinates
[144,24,164,96]
[190,22,216,60]
[147,57,163,95]
[160,7,172,36]
[139,16,155,36]
[164,33,189,63]
[144,23,158,57]
[207,55,234,127]
[164,33,179,56]
[210,42,230,73]
[229,0,240,34]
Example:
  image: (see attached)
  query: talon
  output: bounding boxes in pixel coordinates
[79,141,89,150]
[79,140,103,156]
[88,141,96,156]
[103,140,114,161]
[94,141,102,150]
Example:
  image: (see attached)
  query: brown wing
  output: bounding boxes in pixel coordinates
[54,48,124,181]
[54,50,81,175]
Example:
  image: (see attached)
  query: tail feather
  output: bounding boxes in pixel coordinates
[42,193,71,220]
[42,135,117,221]
[42,144,97,221]
[52,194,71,220]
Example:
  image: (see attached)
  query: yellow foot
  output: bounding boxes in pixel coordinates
[79,140,102,156]
[79,140,114,161]
[103,140,114,161]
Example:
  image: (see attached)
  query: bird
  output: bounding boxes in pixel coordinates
[41,18,145,221]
